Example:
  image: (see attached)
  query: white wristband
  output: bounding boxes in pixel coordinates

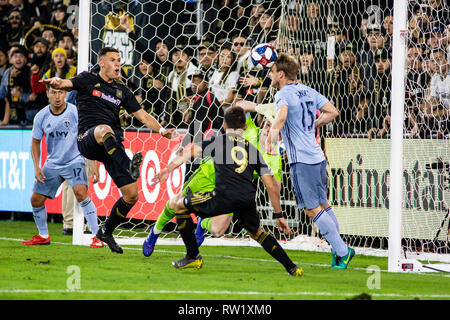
[159,127,165,135]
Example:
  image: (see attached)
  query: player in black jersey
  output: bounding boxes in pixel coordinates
[43,47,176,254]
[152,107,303,276]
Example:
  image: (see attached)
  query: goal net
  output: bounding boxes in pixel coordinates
[74,0,450,269]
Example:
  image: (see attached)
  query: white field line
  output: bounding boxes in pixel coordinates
[0,288,449,299]
[1,237,449,277]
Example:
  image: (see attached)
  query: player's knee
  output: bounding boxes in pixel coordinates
[94,125,114,144]
[171,194,187,213]
[248,227,263,241]
[73,186,88,203]
[30,193,45,208]
[123,192,139,204]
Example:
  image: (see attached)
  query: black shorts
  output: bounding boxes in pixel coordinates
[183,188,260,235]
[77,127,135,188]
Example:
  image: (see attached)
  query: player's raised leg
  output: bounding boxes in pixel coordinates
[22,192,51,245]
[93,125,143,180]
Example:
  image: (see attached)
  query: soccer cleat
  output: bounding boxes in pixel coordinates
[142,227,160,257]
[89,236,104,248]
[331,252,339,268]
[288,266,304,277]
[22,235,51,246]
[195,218,205,247]
[129,151,143,180]
[96,229,123,254]
[332,247,355,269]
[172,254,204,270]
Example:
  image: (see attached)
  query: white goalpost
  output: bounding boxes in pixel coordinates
[72,0,450,272]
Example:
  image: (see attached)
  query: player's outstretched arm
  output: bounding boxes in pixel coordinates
[31,138,45,183]
[132,109,177,139]
[152,144,202,185]
[260,174,292,235]
[40,77,73,91]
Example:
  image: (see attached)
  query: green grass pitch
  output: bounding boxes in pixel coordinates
[1,220,449,300]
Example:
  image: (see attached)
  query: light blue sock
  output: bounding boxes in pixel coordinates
[79,197,99,235]
[325,207,340,254]
[32,205,48,237]
[313,209,348,257]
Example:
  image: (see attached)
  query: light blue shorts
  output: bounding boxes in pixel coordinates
[32,161,88,199]
[290,160,328,210]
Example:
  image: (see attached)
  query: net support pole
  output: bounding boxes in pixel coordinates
[73,0,91,246]
[388,0,408,272]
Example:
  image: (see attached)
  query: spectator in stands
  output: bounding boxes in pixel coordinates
[361,48,392,140]
[383,14,394,44]
[50,3,68,31]
[0,46,8,79]
[132,50,166,126]
[3,8,27,48]
[284,10,301,40]
[197,41,217,82]
[153,39,173,85]
[326,21,348,70]
[165,45,197,127]
[0,0,12,25]
[300,1,327,43]
[7,0,30,26]
[29,37,50,75]
[42,27,60,51]
[231,33,251,75]
[359,23,388,94]
[298,42,326,93]
[209,45,239,108]
[405,45,430,138]
[326,43,359,136]
[252,8,278,45]
[0,47,35,125]
[422,48,450,138]
[425,24,445,50]
[408,4,432,46]
[28,37,50,111]
[57,31,76,67]
[428,0,450,26]
[246,2,266,45]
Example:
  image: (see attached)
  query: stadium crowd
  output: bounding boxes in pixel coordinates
[0,0,449,139]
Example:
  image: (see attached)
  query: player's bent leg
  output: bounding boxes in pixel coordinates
[23,193,51,246]
[94,125,141,178]
[249,227,303,276]
[172,211,203,270]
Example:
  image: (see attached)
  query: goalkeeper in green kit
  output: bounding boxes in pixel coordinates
[142,101,282,257]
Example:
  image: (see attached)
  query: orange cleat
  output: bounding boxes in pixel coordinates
[22,235,51,246]
[89,236,104,248]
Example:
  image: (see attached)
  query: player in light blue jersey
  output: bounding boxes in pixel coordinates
[267,53,355,269]
[22,87,103,248]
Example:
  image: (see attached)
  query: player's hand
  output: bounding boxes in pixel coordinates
[151,168,170,185]
[40,77,62,88]
[91,168,99,184]
[161,128,178,139]
[35,168,46,183]
[276,217,292,235]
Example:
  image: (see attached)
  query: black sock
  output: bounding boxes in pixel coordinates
[102,133,131,171]
[175,213,199,259]
[257,232,296,272]
[103,197,134,234]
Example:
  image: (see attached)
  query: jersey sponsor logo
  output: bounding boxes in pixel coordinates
[48,131,69,138]
[92,89,121,106]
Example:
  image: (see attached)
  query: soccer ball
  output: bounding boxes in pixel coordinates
[250,43,278,69]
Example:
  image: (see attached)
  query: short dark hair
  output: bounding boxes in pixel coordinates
[274,53,300,80]
[99,47,119,58]
[224,106,246,130]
